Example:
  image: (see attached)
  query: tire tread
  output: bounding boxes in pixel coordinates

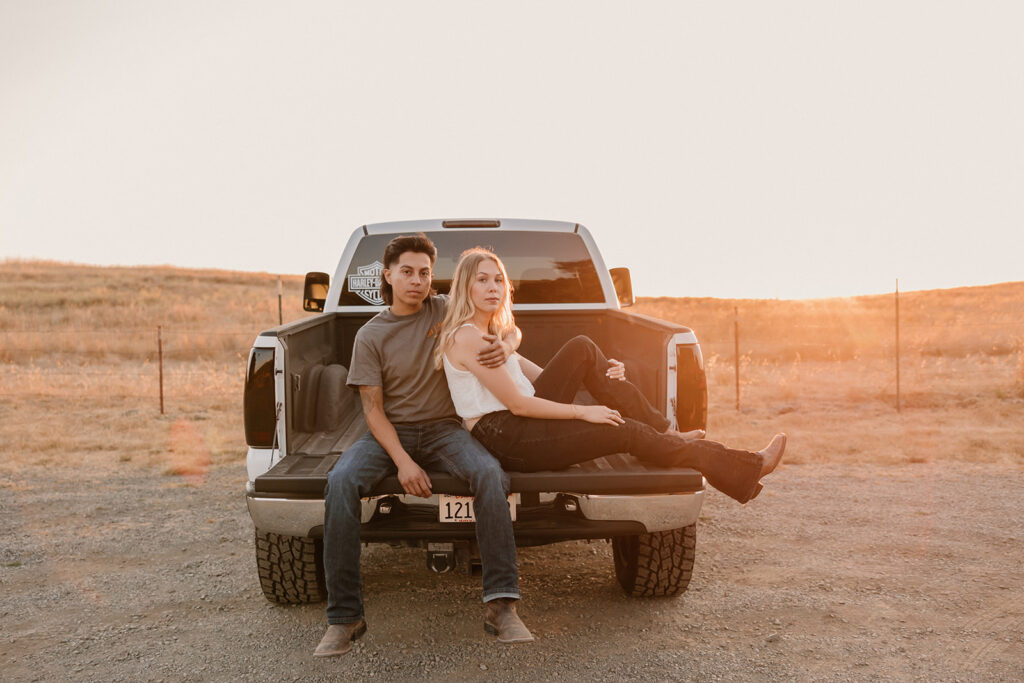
[612,525,696,598]
[254,531,326,604]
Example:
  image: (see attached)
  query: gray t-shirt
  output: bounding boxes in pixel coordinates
[346,295,457,424]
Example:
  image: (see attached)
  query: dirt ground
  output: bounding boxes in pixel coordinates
[2,454,1022,681]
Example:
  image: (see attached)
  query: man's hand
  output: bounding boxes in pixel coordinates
[397,460,433,498]
[359,385,432,497]
[477,334,512,368]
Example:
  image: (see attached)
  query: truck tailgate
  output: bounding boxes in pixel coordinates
[253,452,703,497]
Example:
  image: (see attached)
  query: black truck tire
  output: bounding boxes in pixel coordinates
[612,525,696,597]
[255,530,326,604]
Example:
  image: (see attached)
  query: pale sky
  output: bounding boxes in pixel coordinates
[1,1,1021,299]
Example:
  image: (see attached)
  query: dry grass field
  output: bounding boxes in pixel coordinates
[0,260,312,480]
[636,286,1024,469]
[1,260,1023,477]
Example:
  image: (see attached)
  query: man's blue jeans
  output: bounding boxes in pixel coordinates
[323,418,520,624]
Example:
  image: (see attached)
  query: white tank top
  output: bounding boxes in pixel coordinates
[442,325,536,420]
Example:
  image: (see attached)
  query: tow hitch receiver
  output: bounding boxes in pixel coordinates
[426,542,456,573]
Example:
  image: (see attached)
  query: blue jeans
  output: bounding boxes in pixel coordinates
[323,418,520,624]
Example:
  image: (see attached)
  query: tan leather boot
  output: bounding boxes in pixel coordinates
[757,433,787,478]
[313,620,367,657]
[484,598,534,643]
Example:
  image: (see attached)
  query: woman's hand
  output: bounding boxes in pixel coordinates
[606,359,626,381]
[576,404,626,426]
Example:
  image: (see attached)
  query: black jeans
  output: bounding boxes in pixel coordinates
[471,335,754,473]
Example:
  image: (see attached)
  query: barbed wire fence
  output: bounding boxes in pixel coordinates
[2,289,1024,414]
[0,326,260,412]
[714,301,1024,413]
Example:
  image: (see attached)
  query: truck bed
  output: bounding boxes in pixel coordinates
[271,309,705,460]
[259,307,705,501]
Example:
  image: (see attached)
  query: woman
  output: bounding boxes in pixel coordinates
[435,248,786,504]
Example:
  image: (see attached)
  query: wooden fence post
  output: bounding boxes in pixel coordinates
[895,279,901,413]
[1018,338,1024,391]
[734,306,740,412]
[157,325,164,415]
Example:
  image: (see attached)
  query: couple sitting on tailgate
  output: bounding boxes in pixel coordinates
[314,233,786,657]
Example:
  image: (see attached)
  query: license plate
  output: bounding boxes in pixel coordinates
[438,494,517,522]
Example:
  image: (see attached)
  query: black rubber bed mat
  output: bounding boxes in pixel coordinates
[253,452,703,496]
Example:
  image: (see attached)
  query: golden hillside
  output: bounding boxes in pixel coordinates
[0,260,311,363]
[3,259,1021,363]
[636,281,1024,361]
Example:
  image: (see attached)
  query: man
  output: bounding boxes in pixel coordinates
[314,234,532,657]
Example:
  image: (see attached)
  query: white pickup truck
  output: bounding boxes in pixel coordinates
[243,219,709,604]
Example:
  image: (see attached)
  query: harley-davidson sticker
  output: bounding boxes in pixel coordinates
[348,261,385,305]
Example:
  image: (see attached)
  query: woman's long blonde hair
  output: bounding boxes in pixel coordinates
[434,247,516,369]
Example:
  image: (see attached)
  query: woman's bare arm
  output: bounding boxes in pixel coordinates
[449,327,623,425]
[514,350,622,383]
[516,355,543,383]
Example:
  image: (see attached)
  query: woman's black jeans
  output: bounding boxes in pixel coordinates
[471,335,754,473]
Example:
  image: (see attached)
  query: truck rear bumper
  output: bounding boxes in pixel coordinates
[246,483,705,539]
[576,491,704,532]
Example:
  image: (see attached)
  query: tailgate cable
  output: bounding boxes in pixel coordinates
[269,401,282,469]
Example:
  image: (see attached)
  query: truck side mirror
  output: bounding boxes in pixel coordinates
[610,268,635,307]
[303,272,330,312]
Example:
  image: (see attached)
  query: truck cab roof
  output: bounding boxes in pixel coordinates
[362,218,581,235]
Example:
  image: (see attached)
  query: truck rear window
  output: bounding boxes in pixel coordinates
[338,231,604,306]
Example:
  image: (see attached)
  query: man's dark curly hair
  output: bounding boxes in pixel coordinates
[380,233,438,305]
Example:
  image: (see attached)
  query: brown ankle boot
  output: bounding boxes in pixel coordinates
[313,620,367,657]
[484,598,534,643]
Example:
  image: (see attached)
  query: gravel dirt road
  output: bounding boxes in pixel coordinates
[2,459,1022,681]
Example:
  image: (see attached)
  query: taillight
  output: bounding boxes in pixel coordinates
[675,345,707,432]
[244,348,276,447]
